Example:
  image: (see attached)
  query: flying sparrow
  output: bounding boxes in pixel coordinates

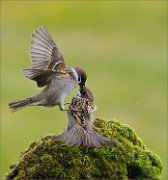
[53,87,110,148]
[9,27,87,112]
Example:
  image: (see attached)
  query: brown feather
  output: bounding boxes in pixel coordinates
[30,27,66,70]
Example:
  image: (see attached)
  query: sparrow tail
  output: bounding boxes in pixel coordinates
[52,125,110,148]
[8,97,39,112]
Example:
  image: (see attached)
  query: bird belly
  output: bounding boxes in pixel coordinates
[41,76,76,106]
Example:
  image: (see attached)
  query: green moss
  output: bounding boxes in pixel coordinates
[6,118,162,180]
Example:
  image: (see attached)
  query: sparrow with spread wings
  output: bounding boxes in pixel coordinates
[9,27,87,112]
[53,87,110,148]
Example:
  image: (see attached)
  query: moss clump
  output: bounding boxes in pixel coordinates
[6,118,162,179]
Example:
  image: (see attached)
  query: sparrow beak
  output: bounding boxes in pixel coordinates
[81,83,85,89]
[79,83,85,92]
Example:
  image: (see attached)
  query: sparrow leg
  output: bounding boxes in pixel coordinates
[58,103,81,112]
[64,102,71,105]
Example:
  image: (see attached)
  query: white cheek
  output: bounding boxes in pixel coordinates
[70,67,79,85]
[75,92,81,98]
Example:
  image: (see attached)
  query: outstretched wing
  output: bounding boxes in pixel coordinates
[30,27,66,70]
[23,68,71,87]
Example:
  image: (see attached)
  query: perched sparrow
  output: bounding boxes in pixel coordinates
[53,87,110,148]
[9,27,87,112]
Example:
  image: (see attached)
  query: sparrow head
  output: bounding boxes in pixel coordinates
[79,86,94,102]
[73,66,87,88]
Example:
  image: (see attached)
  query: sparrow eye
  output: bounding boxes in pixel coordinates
[78,76,81,83]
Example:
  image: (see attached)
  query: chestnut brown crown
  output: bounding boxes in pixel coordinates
[73,66,87,87]
[80,86,94,102]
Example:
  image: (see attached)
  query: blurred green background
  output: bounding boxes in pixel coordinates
[1,1,167,179]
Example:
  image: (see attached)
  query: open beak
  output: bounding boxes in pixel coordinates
[79,83,85,92]
[81,83,85,89]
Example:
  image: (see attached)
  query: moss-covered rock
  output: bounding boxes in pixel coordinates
[6,118,162,179]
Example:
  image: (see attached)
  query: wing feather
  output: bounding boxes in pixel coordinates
[23,68,55,87]
[30,27,66,70]
[23,68,71,87]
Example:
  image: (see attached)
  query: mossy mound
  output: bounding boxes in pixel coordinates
[6,118,162,179]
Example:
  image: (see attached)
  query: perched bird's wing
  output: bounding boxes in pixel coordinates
[23,68,71,87]
[69,98,90,130]
[72,112,87,130]
[30,27,66,70]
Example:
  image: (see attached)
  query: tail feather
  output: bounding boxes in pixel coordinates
[89,130,109,147]
[64,128,77,145]
[88,131,101,148]
[52,125,110,148]
[8,97,38,112]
